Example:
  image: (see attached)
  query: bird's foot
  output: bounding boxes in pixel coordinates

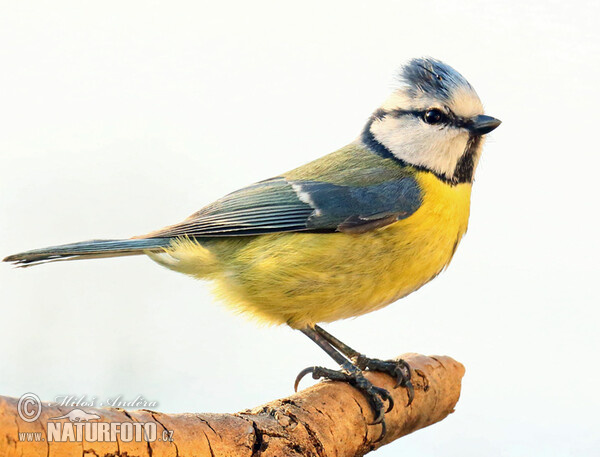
[353,356,414,405]
[295,361,392,441]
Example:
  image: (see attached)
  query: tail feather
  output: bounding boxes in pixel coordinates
[3,238,172,267]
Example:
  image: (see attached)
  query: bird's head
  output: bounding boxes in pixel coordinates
[362,57,501,184]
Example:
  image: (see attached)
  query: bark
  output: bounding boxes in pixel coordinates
[0,353,464,457]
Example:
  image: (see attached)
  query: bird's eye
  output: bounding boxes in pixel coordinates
[423,109,445,125]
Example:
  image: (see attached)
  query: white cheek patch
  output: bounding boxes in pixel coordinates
[370,116,470,180]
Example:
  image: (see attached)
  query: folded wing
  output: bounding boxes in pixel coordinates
[145,176,422,238]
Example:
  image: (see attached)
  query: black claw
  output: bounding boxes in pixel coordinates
[405,380,415,406]
[294,366,316,392]
[382,390,394,413]
[371,385,394,413]
[374,420,387,443]
[366,398,385,426]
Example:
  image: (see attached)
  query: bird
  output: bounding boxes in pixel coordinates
[4,57,500,439]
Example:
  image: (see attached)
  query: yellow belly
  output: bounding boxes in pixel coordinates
[150,172,472,328]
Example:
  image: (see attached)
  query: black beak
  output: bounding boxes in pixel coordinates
[470,115,502,135]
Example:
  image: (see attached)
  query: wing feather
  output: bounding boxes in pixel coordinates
[144,175,422,239]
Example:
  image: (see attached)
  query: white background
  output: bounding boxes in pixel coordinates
[1,1,598,455]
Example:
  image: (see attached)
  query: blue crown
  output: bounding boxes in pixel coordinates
[399,58,473,101]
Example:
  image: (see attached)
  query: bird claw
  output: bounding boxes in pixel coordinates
[293,363,392,441]
[374,420,387,443]
[376,386,394,413]
[294,366,316,392]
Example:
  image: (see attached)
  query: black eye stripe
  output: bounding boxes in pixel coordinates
[386,108,470,128]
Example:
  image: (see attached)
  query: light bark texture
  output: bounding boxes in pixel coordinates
[0,353,464,457]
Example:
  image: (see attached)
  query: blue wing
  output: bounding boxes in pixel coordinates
[147,176,422,238]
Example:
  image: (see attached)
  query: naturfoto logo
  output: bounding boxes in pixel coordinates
[16,392,173,444]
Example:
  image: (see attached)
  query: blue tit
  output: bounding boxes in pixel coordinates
[4,57,501,435]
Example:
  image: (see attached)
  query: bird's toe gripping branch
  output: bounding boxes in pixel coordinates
[310,324,415,404]
[298,325,415,441]
[356,356,414,405]
[295,361,393,441]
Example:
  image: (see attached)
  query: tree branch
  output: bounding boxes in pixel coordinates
[0,353,464,456]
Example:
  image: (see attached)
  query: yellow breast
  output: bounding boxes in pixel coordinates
[153,172,472,328]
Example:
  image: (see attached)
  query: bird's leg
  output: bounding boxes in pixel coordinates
[295,326,393,441]
[314,324,414,405]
